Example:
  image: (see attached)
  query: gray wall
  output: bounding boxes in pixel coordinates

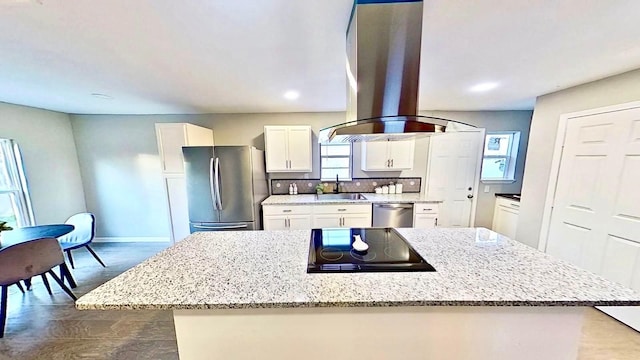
[1,102,86,224]
[517,68,640,249]
[420,111,533,228]
[72,110,531,237]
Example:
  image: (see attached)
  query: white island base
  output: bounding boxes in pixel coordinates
[173,306,585,360]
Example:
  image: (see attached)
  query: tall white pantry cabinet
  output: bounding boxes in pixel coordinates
[155,123,214,242]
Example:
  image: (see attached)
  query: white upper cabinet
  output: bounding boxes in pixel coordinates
[361,140,415,171]
[264,126,312,172]
[156,123,214,174]
[155,123,214,243]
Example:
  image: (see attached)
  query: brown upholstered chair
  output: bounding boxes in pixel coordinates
[0,237,76,338]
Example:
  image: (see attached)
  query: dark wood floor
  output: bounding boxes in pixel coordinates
[0,242,177,360]
[1,242,639,359]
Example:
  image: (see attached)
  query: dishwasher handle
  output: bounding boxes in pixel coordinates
[374,204,413,209]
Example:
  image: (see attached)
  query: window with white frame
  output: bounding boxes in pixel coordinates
[480,132,521,182]
[0,139,34,228]
[320,143,352,181]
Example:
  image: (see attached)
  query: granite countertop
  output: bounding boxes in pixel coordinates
[261,193,442,205]
[76,228,640,310]
[496,193,521,202]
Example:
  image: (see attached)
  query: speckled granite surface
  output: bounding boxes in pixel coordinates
[261,193,442,205]
[76,228,640,310]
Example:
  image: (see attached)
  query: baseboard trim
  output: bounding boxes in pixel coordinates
[93,237,171,243]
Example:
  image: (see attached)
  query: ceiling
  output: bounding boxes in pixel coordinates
[1,0,640,115]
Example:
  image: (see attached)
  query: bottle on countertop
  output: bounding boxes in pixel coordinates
[289,184,294,195]
[389,182,396,194]
[293,183,298,195]
[382,185,389,194]
[396,183,403,194]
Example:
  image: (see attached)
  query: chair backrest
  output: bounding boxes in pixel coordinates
[0,238,64,286]
[58,213,95,245]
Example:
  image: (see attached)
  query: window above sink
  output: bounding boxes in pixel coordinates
[319,143,352,181]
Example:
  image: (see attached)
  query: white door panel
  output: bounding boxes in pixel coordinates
[601,236,640,288]
[287,127,312,171]
[313,215,341,228]
[342,214,372,228]
[426,132,482,227]
[288,215,312,230]
[264,216,288,230]
[546,106,640,331]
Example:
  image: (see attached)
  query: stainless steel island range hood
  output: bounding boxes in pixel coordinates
[320,0,475,143]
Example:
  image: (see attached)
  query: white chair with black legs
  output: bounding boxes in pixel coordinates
[0,237,76,338]
[57,213,106,269]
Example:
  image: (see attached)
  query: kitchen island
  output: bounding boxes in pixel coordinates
[77,228,640,359]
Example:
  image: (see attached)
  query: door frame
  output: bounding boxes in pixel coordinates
[537,100,640,252]
[425,129,485,227]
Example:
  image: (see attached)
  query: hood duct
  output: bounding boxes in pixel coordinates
[320,0,476,143]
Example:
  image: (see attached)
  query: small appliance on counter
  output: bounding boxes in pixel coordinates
[307,228,436,273]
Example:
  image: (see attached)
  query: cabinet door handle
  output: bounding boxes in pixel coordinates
[386,159,390,167]
[435,218,438,226]
[391,159,394,167]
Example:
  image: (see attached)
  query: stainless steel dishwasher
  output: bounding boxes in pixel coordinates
[372,203,414,228]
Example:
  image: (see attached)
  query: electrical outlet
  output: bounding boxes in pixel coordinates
[484,185,490,193]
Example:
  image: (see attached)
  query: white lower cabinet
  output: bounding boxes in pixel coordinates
[413,214,438,229]
[263,205,312,230]
[492,197,520,239]
[312,214,342,228]
[264,215,312,230]
[413,204,439,229]
[312,204,372,228]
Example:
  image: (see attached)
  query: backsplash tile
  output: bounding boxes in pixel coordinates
[270,178,421,195]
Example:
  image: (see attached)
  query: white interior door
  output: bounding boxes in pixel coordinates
[546,106,640,330]
[426,132,483,227]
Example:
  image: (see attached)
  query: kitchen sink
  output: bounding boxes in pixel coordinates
[315,193,367,200]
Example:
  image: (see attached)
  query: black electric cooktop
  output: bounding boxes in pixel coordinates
[307,228,436,273]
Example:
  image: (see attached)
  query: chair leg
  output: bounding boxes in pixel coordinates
[59,263,77,289]
[15,282,25,294]
[46,271,76,301]
[24,278,32,291]
[41,274,53,295]
[1,285,8,338]
[66,250,75,269]
[85,245,106,267]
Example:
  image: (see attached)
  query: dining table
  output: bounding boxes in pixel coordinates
[0,224,77,289]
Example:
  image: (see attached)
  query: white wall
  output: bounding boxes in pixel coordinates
[518,68,640,249]
[1,102,85,224]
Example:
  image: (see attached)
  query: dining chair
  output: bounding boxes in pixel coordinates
[57,213,106,269]
[0,237,76,338]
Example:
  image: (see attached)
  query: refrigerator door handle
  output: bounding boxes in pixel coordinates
[214,157,223,210]
[209,158,218,210]
[193,224,248,230]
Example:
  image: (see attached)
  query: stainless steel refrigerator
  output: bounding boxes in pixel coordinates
[182,146,268,232]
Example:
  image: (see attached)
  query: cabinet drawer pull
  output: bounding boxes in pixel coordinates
[282,209,292,213]
[337,209,347,212]
[509,204,520,208]
[423,208,433,211]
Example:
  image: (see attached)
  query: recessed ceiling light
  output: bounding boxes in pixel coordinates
[91,93,113,100]
[469,82,499,92]
[283,90,300,100]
